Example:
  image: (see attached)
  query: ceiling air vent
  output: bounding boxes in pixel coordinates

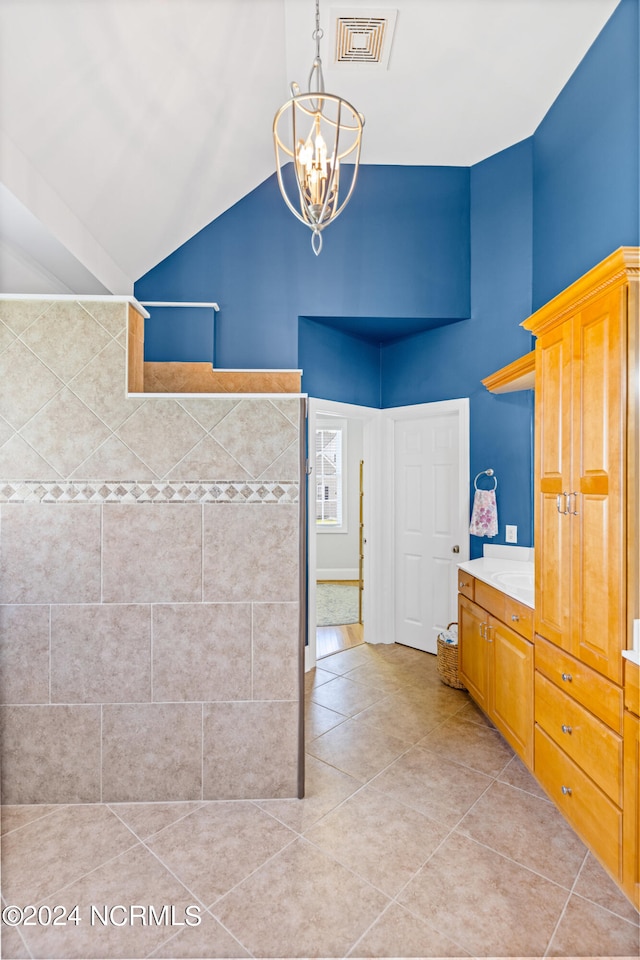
[330,8,398,70]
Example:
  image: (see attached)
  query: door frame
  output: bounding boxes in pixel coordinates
[306,398,383,670]
[306,397,469,669]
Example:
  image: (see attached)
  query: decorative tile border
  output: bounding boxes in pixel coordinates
[0,480,299,504]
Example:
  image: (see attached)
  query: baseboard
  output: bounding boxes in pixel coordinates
[316,568,359,581]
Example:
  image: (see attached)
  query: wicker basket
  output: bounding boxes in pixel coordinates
[437,622,466,690]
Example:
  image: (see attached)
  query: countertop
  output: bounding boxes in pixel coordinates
[458,556,534,609]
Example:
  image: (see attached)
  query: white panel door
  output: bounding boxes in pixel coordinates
[394,407,466,653]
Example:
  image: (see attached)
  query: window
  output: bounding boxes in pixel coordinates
[315,424,346,530]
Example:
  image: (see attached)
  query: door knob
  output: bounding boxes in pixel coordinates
[451,545,460,553]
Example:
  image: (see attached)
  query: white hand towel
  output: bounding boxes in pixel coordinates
[469,488,498,537]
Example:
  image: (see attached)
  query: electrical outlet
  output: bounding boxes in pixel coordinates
[505,525,518,543]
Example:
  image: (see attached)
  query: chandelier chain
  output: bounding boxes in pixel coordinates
[312,0,323,51]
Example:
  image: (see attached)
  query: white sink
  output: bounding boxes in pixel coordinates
[489,571,534,591]
[488,570,534,606]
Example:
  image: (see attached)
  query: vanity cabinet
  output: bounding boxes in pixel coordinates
[534,636,624,880]
[523,247,639,899]
[623,658,640,909]
[458,577,534,768]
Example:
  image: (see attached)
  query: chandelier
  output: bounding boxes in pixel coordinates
[273,0,365,255]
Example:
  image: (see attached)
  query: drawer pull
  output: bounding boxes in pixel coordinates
[511,614,520,622]
[561,673,573,682]
[561,724,572,735]
[561,785,572,796]
[459,581,468,588]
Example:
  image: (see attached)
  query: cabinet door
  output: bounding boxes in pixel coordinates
[535,319,572,650]
[490,618,534,768]
[623,709,640,910]
[571,288,626,682]
[458,595,488,710]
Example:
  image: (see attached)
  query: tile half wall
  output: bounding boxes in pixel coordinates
[0,299,303,803]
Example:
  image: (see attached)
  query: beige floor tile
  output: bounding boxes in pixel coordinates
[573,853,640,925]
[0,922,31,958]
[304,666,335,693]
[1,805,138,905]
[146,801,295,907]
[307,716,411,782]
[108,801,206,840]
[547,891,640,956]
[457,779,587,888]
[497,752,550,800]
[353,689,458,743]
[148,911,250,958]
[455,697,495,726]
[318,645,375,675]
[343,661,407,694]
[256,754,361,832]
[398,831,569,957]
[310,674,387,717]
[212,837,389,958]
[305,699,347,740]
[348,902,470,958]
[392,676,470,716]
[304,784,448,897]
[1,803,59,835]
[18,844,204,960]
[370,743,492,825]
[418,710,515,776]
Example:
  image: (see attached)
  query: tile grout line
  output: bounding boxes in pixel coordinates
[542,848,589,957]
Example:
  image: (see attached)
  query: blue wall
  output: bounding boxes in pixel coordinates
[135,0,638,560]
[298,318,382,408]
[533,0,639,307]
[136,165,470,370]
[382,139,535,556]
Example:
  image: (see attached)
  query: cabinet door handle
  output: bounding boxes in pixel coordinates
[556,493,569,515]
[561,724,572,734]
[561,673,572,682]
[569,492,579,515]
[561,785,572,796]
[487,625,493,642]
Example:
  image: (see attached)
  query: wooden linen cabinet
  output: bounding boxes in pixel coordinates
[523,247,639,899]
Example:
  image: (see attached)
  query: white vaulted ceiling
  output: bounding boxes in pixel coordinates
[0,0,620,294]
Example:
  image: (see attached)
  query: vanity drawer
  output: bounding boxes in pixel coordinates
[535,635,623,733]
[535,725,622,881]
[475,580,505,619]
[535,670,623,805]
[457,572,475,601]
[500,595,533,641]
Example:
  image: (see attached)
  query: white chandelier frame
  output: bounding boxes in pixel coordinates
[272,1,364,255]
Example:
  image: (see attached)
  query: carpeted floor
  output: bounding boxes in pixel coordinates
[316,582,360,626]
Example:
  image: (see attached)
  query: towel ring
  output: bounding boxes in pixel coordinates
[474,468,498,491]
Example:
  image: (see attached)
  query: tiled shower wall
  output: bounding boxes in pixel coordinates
[0,298,303,803]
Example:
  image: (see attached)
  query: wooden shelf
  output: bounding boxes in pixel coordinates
[482,350,535,394]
